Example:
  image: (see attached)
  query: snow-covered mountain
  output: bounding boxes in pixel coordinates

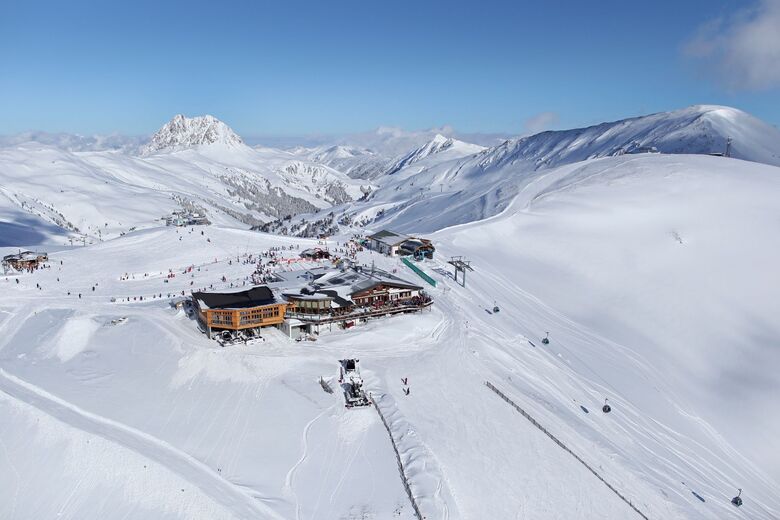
[385,134,485,175]
[288,144,390,180]
[0,116,372,245]
[323,105,780,235]
[479,104,780,171]
[4,105,780,245]
[141,114,244,155]
[291,128,490,180]
[291,133,487,181]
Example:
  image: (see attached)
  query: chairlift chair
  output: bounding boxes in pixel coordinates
[731,488,743,507]
[541,332,550,345]
[602,398,611,414]
[493,300,500,313]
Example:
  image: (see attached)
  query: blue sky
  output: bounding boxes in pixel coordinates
[1,0,778,138]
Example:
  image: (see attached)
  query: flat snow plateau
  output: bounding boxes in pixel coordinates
[1,154,778,519]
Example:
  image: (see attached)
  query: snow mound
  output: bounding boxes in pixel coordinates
[51,316,101,362]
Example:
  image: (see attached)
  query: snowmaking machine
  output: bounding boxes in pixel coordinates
[339,358,372,408]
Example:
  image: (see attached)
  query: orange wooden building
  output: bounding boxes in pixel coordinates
[192,286,287,339]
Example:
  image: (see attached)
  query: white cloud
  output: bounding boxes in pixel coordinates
[522,112,559,135]
[684,0,780,90]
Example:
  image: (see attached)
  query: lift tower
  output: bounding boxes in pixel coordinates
[448,256,474,287]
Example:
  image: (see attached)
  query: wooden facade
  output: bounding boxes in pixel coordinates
[192,286,286,339]
[199,303,287,331]
[352,284,418,306]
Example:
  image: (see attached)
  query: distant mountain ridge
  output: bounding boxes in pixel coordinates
[288,144,389,180]
[385,134,485,175]
[477,105,780,172]
[293,105,780,236]
[2,104,779,243]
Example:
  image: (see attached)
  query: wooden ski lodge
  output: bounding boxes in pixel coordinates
[190,267,432,342]
[192,286,287,339]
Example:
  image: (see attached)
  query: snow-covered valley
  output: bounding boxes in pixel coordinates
[1,105,779,520]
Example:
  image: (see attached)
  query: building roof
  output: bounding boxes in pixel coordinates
[3,251,46,262]
[299,247,330,258]
[312,266,423,297]
[192,286,278,310]
[399,239,434,251]
[283,288,353,309]
[350,278,422,295]
[368,229,410,247]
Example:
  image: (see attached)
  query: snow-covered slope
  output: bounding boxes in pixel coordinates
[2,153,779,519]
[426,153,780,518]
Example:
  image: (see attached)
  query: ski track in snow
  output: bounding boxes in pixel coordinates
[284,404,334,520]
[0,365,286,520]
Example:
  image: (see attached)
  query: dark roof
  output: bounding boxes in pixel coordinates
[371,230,401,239]
[192,286,277,310]
[368,229,409,246]
[282,289,353,308]
[399,239,435,251]
[350,279,422,295]
[317,289,354,308]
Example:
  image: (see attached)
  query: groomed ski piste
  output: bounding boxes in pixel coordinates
[1,153,779,519]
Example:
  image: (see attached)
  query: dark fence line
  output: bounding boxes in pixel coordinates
[372,396,425,520]
[485,381,650,520]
